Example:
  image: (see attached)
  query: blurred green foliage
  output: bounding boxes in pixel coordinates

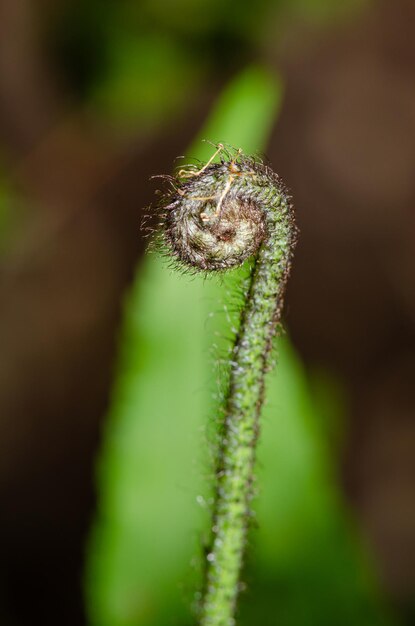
[51,0,273,131]
[50,0,366,131]
[85,63,396,626]
[0,0,398,623]
[85,65,281,626]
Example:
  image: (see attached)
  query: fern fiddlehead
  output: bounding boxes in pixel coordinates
[155,144,297,626]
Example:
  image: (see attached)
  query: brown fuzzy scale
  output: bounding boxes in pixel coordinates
[159,157,274,273]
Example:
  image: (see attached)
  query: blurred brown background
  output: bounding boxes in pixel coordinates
[0,0,414,624]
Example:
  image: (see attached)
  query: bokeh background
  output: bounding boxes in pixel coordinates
[1,0,415,625]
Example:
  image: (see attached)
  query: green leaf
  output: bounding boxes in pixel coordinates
[85,64,396,626]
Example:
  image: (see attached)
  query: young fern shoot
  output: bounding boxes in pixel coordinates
[153,144,297,626]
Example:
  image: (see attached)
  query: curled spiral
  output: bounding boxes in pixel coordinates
[152,144,296,626]
[156,146,294,273]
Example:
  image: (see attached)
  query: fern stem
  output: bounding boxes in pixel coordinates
[154,145,296,626]
[200,177,293,626]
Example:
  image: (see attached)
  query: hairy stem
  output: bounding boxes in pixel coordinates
[154,146,296,626]
[200,186,293,626]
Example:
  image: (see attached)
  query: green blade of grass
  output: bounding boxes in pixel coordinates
[85,64,397,626]
[85,65,281,626]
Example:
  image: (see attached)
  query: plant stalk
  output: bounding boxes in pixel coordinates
[200,193,294,626]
